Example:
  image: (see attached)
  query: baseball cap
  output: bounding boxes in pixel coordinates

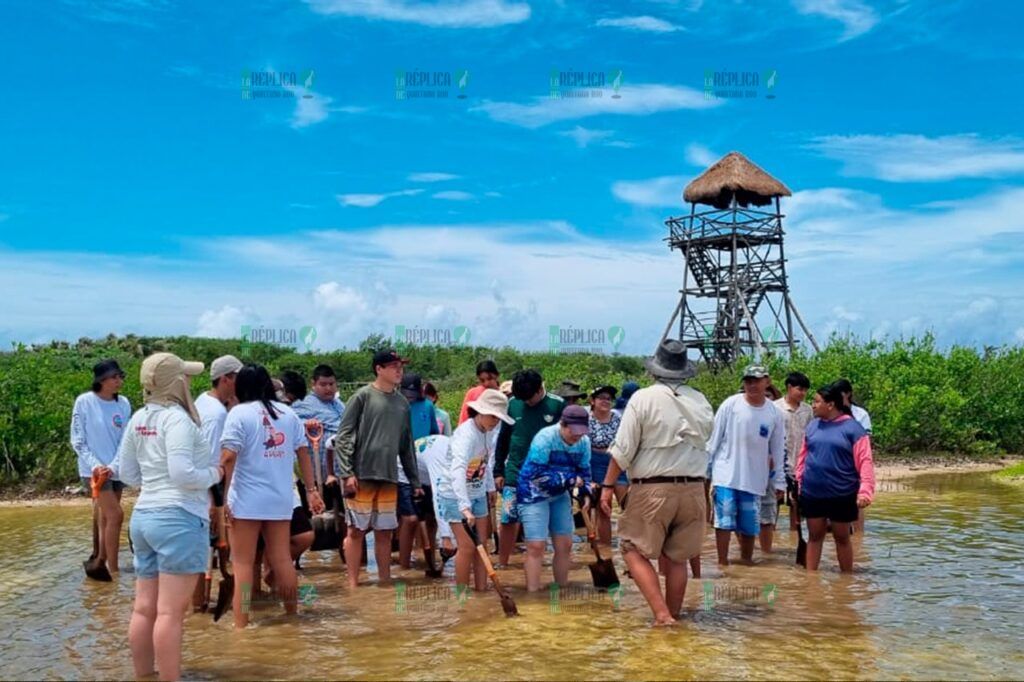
[371,349,409,371]
[400,372,423,399]
[742,365,770,379]
[560,404,590,436]
[140,352,204,392]
[93,359,125,383]
[590,385,618,399]
[210,355,244,381]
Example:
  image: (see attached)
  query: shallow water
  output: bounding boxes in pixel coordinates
[1,472,1022,680]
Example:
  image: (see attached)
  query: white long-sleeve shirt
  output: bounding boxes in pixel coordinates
[708,394,786,496]
[416,435,454,541]
[70,392,132,478]
[436,419,497,513]
[116,403,220,520]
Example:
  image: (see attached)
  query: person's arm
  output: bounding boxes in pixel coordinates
[853,434,876,505]
[428,403,440,436]
[493,419,512,483]
[167,417,221,490]
[608,401,640,474]
[795,436,808,486]
[398,413,421,489]
[576,436,592,486]
[115,422,141,487]
[771,413,787,491]
[334,391,363,480]
[484,430,497,494]
[325,437,337,483]
[70,397,104,473]
[706,400,730,480]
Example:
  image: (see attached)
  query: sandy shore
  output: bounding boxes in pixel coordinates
[2,457,1020,508]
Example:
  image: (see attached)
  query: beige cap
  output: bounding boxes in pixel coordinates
[210,354,244,380]
[141,352,204,392]
[467,388,514,425]
[499,379,513,396]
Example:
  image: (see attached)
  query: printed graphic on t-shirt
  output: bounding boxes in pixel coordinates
[759,424,769,438]
[466,456,486,482]
[261,412,286,455]
[113,414,124,429]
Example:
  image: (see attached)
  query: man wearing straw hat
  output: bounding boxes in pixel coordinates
[600,339,714,625]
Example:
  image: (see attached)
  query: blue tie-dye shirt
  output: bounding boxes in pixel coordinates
[516,424,591,504]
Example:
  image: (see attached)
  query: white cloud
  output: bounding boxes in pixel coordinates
[408,172,460,182]
[304,0,530,28]
[281,76,332,128]
[473,83,719,129]
[195,305,248,338]
[558,126,614,148]
[1016,327,1024,343]
[832,305,863,323]
[792,0,879,41]
[432,190,475,201]
[595,15,683,32]
[684,142,718,167]
[808,134,1024,182]
[336,189,423,207]
[612,175,686,208]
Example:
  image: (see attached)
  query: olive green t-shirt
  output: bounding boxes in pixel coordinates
[334,384,419,487]
[493,393,565,488]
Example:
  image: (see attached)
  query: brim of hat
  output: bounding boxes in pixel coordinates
[590,386,617,398]
[566,423,589,436]
[182,360,205,376]
[643,356,697,379]
[742,373,769,380]
[468,401,514,425]
[96,369,124,382]
[556,390,586,399]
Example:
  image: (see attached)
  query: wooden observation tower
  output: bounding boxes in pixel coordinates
[661,151,819,367]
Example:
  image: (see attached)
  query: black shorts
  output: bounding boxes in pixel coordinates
[256,507,314,551]
[397,482,417,518]
[799,493,858,523]
[415,484,435,521]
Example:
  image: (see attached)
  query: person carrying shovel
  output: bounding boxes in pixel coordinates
[599,340,714,626]
[71,359,132,579]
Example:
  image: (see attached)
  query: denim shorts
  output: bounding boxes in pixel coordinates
[397,483,417,518]
[438,495,488,524]
[590,451,629,487]
[713,486,759,537]
[518,492,574,541]
[500,486,519,524]
[130,506,208,579]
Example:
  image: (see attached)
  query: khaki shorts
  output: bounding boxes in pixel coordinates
[618,481,706,563]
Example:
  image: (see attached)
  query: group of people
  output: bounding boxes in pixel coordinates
[70,338,876,678]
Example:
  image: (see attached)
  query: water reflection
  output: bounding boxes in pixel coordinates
[0,472,1021,680]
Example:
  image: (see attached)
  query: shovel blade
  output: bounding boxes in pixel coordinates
[796,534,807,567]
[213,577,234,622]
[588,559,620,590]
[310,513,343,552]
[499,590,519,617]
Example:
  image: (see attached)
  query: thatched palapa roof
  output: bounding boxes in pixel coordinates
[683,151,791,209]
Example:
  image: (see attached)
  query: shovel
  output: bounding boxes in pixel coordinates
[83,469,113,582]
[305,420,346,553]
[578,491,620,590]
[462,520,518,617]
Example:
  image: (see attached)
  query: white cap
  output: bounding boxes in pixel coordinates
[210,355,244,380]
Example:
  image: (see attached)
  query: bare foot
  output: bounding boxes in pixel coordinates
[653,615,677,627]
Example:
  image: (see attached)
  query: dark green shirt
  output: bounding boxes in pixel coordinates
[493,393,565,488]
[335,385,419,487]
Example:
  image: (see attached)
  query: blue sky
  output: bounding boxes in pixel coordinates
[2,0,1024,355]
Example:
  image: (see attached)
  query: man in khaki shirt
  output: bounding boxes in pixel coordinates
[600,339,713,625]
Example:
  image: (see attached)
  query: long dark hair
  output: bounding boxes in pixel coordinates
[817,383,852,416]
[235,364,280,420]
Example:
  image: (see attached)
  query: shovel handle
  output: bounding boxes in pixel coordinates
[90,469,110,499]
[463,520,497,579]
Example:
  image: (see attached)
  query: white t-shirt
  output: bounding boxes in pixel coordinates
[708,394,786,496]
[852,404,872,433]
[437,418,497,512]
[415,435,454,541]
[70,392,132,478]
[116,403,219,520]
[222,401,306,521]
[195,392,228,462]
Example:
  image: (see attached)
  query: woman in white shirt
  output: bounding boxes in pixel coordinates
[434,389,512,593]
[70,359,132,575]
[116,353,222,682]
[220,364,322,629]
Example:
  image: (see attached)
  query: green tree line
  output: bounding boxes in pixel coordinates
[1,333,1021,490]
